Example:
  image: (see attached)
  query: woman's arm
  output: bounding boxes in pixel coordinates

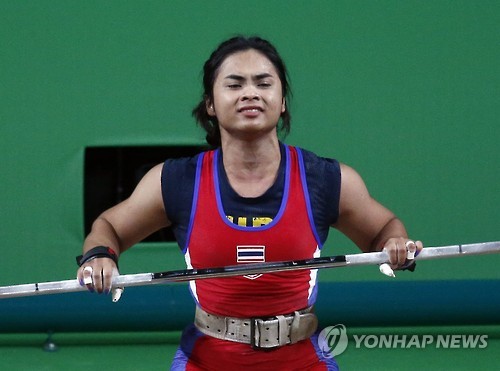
[77,163,170,294]
[334,163,422,267]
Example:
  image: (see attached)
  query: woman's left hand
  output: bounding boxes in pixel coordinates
[383,238,424,269]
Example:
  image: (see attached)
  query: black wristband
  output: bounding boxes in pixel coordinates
[76,246,119,268]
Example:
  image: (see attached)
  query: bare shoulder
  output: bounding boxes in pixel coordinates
[338,163,371,202]
[140,162,163,183]
[335,162,397,251]
[337,162,387,223]
[95,162,168,250]
[127,163,165,209]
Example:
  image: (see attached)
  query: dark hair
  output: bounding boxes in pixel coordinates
[192,36,291,147]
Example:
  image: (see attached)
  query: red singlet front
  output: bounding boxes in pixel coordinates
[185,145,320,318]
[172,145,338,370]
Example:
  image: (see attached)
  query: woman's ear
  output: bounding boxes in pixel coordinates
[281,98,286,113]
[206,99,216,116]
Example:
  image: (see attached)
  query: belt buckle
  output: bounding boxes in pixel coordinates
[250,317,279,350]
[250,318,260,349]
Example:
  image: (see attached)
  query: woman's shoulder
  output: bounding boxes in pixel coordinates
[162,150,207,174]
[293,145,341,174]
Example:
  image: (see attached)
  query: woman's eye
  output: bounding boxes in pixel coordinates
[258,82,271,88]
[228,84,241,89]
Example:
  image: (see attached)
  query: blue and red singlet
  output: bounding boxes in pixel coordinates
[162,144,341,370]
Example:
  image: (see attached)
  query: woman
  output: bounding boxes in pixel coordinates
[77,36,422,370]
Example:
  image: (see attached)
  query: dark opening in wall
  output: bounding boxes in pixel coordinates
[84,145,206,242]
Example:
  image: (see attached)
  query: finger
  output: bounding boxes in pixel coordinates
[415,240,424,254]
[406,240,417,260]
[91,267,104,294]
[77,270,84,286]
[383,241,397,266]
[101,267,114,295]
[102,265,120,296]
[386,239,406,267]
[397,239,407,266]
[82,266,94,292]
[83,266,93,285]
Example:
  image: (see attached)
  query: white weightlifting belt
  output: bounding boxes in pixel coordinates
[194,306,318,349]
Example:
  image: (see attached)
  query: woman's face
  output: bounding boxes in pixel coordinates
[207,49,286,142]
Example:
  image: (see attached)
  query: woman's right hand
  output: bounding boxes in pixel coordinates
[77,257,119,295]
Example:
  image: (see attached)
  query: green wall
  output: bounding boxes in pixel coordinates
[1,1,498,329]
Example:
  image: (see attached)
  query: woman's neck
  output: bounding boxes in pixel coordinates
[220,136,281,198]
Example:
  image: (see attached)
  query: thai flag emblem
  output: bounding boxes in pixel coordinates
[237,245,265,262]
[236,245,265,279]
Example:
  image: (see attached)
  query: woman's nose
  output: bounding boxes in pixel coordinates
[241,87,260,101]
